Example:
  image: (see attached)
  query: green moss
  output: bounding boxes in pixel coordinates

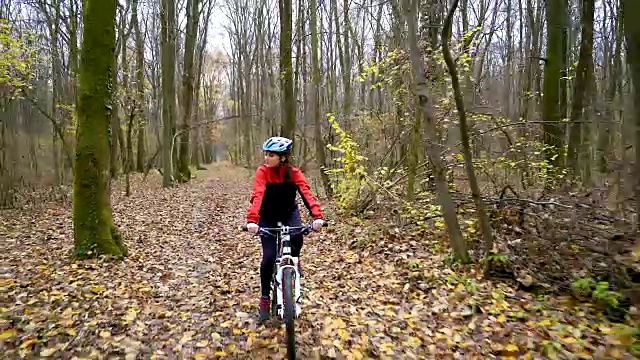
[72,0,126,259]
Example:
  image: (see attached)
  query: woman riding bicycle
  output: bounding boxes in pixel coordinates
[246,136,324,320]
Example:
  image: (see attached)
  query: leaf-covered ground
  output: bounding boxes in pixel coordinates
[1,163,638,359]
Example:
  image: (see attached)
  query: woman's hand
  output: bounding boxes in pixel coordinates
[246,223,259,234]
[312,219,324,231]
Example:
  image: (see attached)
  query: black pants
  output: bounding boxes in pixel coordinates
[258,207,304,298]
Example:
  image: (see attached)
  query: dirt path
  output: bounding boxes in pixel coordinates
[1,163,635,359]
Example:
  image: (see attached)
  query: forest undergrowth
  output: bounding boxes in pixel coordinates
[1,162,639,359]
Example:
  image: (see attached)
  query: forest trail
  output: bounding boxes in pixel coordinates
[1,163,635,359]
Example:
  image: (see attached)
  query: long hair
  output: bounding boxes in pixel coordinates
[280,154,293,182]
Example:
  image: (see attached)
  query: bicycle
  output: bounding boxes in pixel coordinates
[241,221,327,360]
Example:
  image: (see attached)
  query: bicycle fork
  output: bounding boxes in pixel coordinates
[275,258,302,318]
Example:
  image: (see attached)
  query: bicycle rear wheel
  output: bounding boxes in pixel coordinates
[282,267,296,359]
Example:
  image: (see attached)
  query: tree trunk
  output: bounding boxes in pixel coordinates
[621,0,640,219]
[542,0,568,169]
[133,0,146,172]
[178,0,200,182]
[566,0,594,179]
[73,0,126,258]
[161,0,178,187]
[403,0,470,263]
[597,3,620,174]
[309,0,332,197]
[442,0,494,272]
[279,0,295,139]
[50,0,63,184]
[341,0,352,130]
[192,0,214,170]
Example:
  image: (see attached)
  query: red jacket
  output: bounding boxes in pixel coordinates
[247,165,323,224]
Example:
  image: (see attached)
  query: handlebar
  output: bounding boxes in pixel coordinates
[239,222,328,233]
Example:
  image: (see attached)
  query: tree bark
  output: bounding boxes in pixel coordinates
[161,0,178,187]
[310,0,332,197]
[177,0,200,182]
[279,0,295,139]
[621,0,640,220]
[403,0,469,263]
[133,0,146,172]
[442,0,494,272]
[542,0,568,169]
[566,0,594,179]
[73,0,126,258]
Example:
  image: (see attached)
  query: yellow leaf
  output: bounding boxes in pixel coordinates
[505,343,519,351]
[0,328,16,339]
[211,332,221,341]
[538,319,553,327]
[61,308,73,318]
[360,332,368,345]
[497,314,507,322]
[403,336,422,347]
[332,317,346,329]
[194,353,207,360]
[19,339,37,349]
[214,351,227,356]
[348,349,364,360]
[122,309,137,322]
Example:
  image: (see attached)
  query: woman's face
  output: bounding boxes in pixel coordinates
[264,151,281,168]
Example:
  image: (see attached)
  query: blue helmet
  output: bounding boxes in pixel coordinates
[262,136,293,154]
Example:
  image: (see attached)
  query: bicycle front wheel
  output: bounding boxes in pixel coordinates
[282,267,296,359]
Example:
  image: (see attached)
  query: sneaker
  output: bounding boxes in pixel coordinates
[258,296,270,321]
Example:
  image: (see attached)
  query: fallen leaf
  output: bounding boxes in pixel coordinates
[0,328,16,339]
[505,343,519,351]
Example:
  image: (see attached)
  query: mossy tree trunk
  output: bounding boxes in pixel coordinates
[73,0,126,258]
[542,0,568,169]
